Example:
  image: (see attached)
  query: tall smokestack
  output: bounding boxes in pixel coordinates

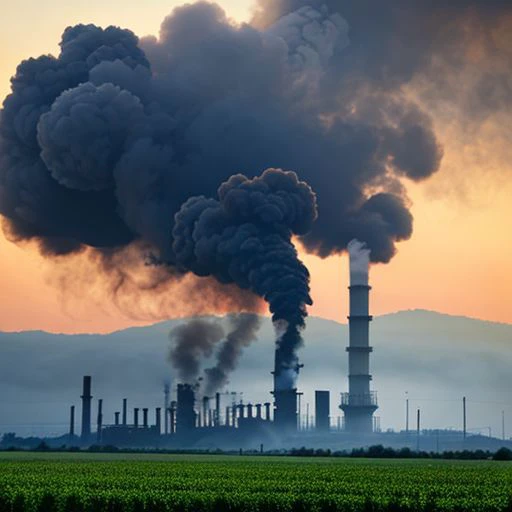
[202,397,209,427]
[164,382,170,435]
[122,399,127,426]
[143,408,148,428]
[340,240,378,433]
[215,393,221,427]
[134,408,139,428]
[273,361,300,431]
[176,384,196,434]
[97,399,103,444]
[80,376,92,441]
[170,401,177,434]
[69,405,75,437]
[155,408,161,435]
[231,404,237,427]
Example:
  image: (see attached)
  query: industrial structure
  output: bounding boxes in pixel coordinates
[7,242,398,448]
[315,391,330,432]
[58,243,383,447]
[6,244,512,453]
[340,241,378,433]
[80,376,92,441]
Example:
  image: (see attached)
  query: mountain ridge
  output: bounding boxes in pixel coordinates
[1,308,509,337]
[1,309,511,438]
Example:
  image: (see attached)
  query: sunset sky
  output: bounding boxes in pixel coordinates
[0,0,510,334]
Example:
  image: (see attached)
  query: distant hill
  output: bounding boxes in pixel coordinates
[0,310,511,438]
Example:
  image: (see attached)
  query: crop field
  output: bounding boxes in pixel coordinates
[1,452,512,512]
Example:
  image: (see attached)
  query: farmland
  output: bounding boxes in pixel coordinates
[1,452,512,511]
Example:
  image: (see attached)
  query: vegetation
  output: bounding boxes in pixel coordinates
[1,452,512,511]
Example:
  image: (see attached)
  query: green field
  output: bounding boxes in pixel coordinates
[1,452,512,511]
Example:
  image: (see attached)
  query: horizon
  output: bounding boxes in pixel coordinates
[1,308,511,336]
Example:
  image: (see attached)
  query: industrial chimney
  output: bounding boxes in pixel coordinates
[122,399,127,426]
[80,376,92,441]
[164,383,170,435]
[155,408,162,435]
[272,349,301,432]
[176,384,196,434]
[69,405,75,437]
[340,240,378,434]
[97,399,103,444]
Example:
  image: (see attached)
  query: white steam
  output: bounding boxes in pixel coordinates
[348,238,370,286]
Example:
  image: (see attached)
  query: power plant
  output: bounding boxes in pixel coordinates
[4,246,509,453]
[56,246,383,448]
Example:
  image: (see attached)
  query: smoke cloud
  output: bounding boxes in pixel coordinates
[0,0,446,273]
[173,168,316,385]
[204,313,262,395]
[252,1,512,190]
[3,0,506,332]
[168,318,225,384]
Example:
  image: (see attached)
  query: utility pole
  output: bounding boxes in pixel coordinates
[405,391,409,433]
[416,409,420,452]
[502,411,506,441]
[463,396,466,441]
[97,399,103,444]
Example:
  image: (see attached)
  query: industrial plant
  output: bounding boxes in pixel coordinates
[4,246,511,453]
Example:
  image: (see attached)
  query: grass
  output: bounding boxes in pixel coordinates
[1,451,511,511]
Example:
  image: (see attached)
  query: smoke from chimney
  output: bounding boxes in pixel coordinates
[168,318,225,384]
[204,313,262,395]
[348,239,370,286]
[0,1,445,289]
[173,168,316,388]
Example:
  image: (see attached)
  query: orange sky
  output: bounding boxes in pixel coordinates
[0,0,511,333]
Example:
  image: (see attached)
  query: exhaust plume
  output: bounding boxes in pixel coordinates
[348,239,370,287]
[0,0,446,281]
[169,318,225,384]
[173,168,317,385]
[204,313,262,395]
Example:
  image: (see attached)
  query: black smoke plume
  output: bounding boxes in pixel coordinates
[173,168,316,385]
[204,313,262,395]
[0,0,448,269]
[168,318,225,384]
